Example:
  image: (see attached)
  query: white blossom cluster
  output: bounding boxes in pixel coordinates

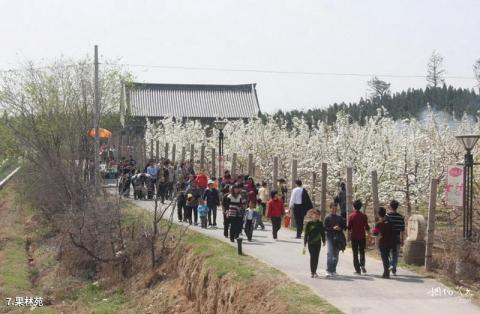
[144,108,479,216]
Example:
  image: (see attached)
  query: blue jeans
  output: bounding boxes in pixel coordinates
[326,238,340,273]
[389,244,400,272]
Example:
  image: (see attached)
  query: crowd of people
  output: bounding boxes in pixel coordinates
[116,156,405,280]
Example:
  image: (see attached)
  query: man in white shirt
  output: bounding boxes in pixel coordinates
[289,179,313,239]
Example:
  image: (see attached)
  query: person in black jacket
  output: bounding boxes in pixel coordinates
[221,185,231,238]
[304,209,326,278]
[203,180,220,228]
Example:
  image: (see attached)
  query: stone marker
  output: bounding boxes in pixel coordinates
[403,214,427,266]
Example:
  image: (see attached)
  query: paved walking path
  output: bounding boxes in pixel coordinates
[126,195,479,314]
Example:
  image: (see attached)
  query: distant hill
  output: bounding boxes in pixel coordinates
[263,85,480,127]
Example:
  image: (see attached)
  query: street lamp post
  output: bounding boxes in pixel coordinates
[456,134,480,239]
[214,119,228,178]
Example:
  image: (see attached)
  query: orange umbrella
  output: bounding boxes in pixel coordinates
[88,128,112,138]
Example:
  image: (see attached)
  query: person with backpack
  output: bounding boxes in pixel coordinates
[197,199,209,229]
[324,202,346,277]
[373,207,395,278]
[288,179,314,239]
[304,209,326,278]
[347,199,370,275]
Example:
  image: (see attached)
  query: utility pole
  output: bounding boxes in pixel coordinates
[93,45,100,191]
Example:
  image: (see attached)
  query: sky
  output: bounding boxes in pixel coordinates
[0,0,479,113]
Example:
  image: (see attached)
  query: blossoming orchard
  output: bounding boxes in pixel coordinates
[144,108,480,221]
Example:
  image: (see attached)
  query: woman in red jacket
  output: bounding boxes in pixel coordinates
[267,190,285,240]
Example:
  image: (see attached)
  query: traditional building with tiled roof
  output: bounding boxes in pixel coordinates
[120,82,261,129]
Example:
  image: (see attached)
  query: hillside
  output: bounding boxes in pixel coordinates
[265,85,480,127]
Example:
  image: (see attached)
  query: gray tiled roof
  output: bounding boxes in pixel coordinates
[125,82,260,119]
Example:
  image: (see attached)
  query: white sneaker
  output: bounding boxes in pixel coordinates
[332,272,338,276]
[325,271,332,278]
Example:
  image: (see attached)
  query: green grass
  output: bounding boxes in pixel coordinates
[275,282,343,314]
[185,231,257,280]
[0,240,31,295]
[67,283,127,313]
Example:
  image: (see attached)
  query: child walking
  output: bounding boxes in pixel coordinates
[244,201,257,241]
[254,199,265,230]
[304,209,326,278]
[197,200,209,229]
[373,207,395,278]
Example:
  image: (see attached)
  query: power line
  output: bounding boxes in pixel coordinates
[0,63,92,74]
[103,62,475,80]
[0,61,475,80]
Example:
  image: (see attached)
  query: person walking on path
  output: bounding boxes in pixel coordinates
[226,184,244,243]
[386,199,405,276]
[334,182,347,220]
[186,181,200,225]
[146,161,159,199]
[245,177,258,205]
[289,180,314,239]
[347,199,370,275]
[278,179,288,204]
[258,181,269,216]
[197,199,209,229]
[267,190,285,240]
[373,206,395,278]
[176,189,186,222]
[324,202,346,277]
[244,201,257,241]
[254,198,265,230]
[304,209,326,278]
[203,180,220,228]
[221,185,231,238]
[157,162,169,204]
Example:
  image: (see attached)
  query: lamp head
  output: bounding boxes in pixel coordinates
[456,134,480,152]
[214,119,228,131]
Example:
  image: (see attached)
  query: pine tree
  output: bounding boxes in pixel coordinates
[427,50,446,88]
